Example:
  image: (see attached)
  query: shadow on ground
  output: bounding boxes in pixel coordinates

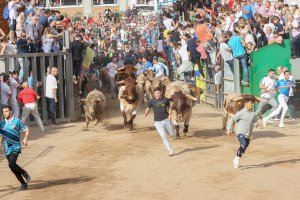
[0,176,95,198]
[176,145,220,156]
[193,129,223,138]
[242,158,300,170]
[252,130,287,139]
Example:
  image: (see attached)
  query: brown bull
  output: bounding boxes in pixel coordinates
[118,76,144,130]
[222,93,260,134]
[166,81,199,139]
[81,89,107,131]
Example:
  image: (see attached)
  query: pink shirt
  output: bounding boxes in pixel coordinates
[292,18,300,38]
[257,6,277,17]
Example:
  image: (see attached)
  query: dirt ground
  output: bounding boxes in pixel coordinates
[1,99,300,200]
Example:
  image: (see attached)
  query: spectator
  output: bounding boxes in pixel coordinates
[7,0,20,43]
[16,5,25,38]
[18,82,45,132]
[10,71,20,118]
[25,16,39,52]
[1,74,12,106]
[71,35,85,79]
[0,25,7,55]
[16,31,30,82]
[226,31,250,86]
[106,56,119,99]
[45,67,59,125]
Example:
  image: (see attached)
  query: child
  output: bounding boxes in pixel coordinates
[227,97,258,168]
[214,65,222,109]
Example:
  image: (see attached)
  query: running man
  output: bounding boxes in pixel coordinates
[0,105,31,190]
[263,70,296,128]
[255,69,278,119]
[227,97,258,168]
[144,88,175,156]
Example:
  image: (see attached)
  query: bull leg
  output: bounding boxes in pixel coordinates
[128,115,136,131]
[85,119,90,131]
[122,111,128,128]
[175,125,180,139]
[183,125,189,134]
[222,114,228,135]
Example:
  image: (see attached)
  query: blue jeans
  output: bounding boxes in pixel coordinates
[237,134,250,157]
[46,97,56,123]
[235,54,249,82]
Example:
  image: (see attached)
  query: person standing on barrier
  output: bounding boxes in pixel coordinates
[263,70,296,128]
[45,67,59,125]
[227,97,257,168]
[18,82,45,132]
[144,87,175,156]
[226,31,250,86]
[7,0,20,43]
[255,69,278,119]
[0,105,31,191]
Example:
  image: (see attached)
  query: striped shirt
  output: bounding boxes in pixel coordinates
[0,117,28,155]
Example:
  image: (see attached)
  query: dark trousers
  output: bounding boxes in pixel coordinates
[292,34,300,57]
[288,96,296,119]
[236,134,250,157]
[46,97,56,123]
[6,153,26,184]
[73,60,82,77]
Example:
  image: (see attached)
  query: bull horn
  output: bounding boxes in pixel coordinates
[116,80,125,85]
[186,94,198,101]
[254,96,261,103]
[233,96,243,102]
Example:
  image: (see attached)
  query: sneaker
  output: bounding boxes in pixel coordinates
[168,152,175,157]
[23,172,31,184]
[273,118,280,121]
[233,156,240,168]
[279,122,284,128]
[262,117,268,127]
[290,118,296,122]
[18,183,28,191]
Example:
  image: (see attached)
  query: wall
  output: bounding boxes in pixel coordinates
[242,39,292,96]
[53,5,119,17]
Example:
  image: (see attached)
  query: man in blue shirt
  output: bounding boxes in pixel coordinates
[226,31,250,86]
[263,70,296,128]
[0,106,31,191]
[241,0,253,20]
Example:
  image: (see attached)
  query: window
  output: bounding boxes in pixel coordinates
[93,0,118,5]
[47,0,82,7]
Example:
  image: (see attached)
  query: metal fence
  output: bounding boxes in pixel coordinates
[0,51,78,123]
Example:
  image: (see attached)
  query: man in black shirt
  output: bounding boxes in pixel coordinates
[71,35,85,78]
[145,88,175,156]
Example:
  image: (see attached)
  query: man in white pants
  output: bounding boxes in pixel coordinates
[17,82,45,132]
[263,71,296,128]
[145,88,175,156]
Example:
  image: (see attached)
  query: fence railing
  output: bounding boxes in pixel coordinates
[0,51,79,123]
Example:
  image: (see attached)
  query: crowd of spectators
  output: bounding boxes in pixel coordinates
[0,0,299,123]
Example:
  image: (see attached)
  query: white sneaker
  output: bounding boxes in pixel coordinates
[279,122,284,128]
[233,156,240,168]
[262,117,268,127]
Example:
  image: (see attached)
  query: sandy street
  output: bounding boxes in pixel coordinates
[0,100,300,200]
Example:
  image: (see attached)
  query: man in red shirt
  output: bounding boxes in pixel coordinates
[18,82,45,132]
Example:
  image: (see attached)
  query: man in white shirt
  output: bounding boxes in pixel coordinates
[106,57,118,99]
[162,14,174,31]
[8,0,20,43]
[255,69,278,118]
[217,35,234,71]
[10,71,20,118]
[45,67,59,125]
[176,43,192,80]
[1,74,12,106]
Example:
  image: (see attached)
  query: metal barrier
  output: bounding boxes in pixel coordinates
[0,51,78,123]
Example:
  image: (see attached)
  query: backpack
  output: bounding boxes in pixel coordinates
[2,5,12,21]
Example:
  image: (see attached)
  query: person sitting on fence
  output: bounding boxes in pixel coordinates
[18,82,45,132]
[214,65,222,109]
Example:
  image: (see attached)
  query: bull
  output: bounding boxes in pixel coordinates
[118,76,144,130]
[165,81,199,139]
[81,89,107,131]
[222,93,260,134]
